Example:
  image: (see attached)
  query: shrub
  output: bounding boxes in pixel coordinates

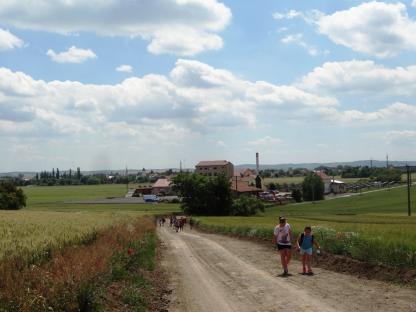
[0,181,26,210]
[302,172,324,201]
[291,189,302,202]
[231,195,265,216]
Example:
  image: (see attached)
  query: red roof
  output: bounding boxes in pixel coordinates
[315,170,330,180]
[230,180,262,193]
[153,178,171,188]
[196,160,230,167]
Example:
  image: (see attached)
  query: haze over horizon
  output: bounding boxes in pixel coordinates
[1,1,415,172]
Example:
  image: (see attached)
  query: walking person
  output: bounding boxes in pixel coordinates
[296,226,320,275]
[274,216,292,276]
[189,217,194,230]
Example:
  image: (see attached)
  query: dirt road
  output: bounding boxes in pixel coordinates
[158,226,416,312]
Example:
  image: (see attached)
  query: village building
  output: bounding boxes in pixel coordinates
[315,170,332,194]
[152,178,172,196]
[132,186,153,197]
[230,179,262,196]
[330,179,346,194]
[195,160,234,179]
[315,171,346,194]
[233,168,257,186]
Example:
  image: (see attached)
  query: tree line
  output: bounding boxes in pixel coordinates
[260,166,402,182]
[173,173,264,216]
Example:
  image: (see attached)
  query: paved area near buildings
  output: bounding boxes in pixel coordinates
[67,195,178,204]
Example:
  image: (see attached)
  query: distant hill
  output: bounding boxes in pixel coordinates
[2,160,416,177]
[235,160,416,171]
[0,168,176,178]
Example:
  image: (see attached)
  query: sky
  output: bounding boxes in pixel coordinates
[1,0,416,171]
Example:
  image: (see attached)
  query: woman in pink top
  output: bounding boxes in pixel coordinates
[273,216,292,276]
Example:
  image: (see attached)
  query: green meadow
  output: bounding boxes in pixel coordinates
[2,183,415,268]
[263,173,416,186]
[0,185,180,261]
[197,186,416,268]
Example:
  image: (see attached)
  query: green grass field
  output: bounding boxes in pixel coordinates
[263,173,416,186]
[23,184,180,213]
[197,186,416,268]
[0,184,180,262]
[2,183,416,269]
[263,175,367,185]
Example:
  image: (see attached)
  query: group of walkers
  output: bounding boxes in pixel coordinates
[160,213,318,276]
[274,216,321,276]
[158,215,195,232]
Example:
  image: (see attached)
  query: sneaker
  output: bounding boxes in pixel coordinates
[306,271,314,276]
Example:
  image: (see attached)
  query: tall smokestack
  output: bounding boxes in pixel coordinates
[256,152,259,175]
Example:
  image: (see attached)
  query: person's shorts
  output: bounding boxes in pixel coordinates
[277,244,292,250]
[300,247,313,255]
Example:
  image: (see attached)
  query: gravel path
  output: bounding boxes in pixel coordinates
[158,226,416,312]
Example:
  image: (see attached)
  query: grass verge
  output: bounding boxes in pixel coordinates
[196,221,416,287]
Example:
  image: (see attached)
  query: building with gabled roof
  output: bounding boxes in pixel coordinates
[195,160,234,179]
[315,170,331,194]
[152,178,172,195]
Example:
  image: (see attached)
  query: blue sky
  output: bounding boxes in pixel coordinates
[0,0,416,171]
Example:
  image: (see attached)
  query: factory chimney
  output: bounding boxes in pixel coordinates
[256,152,260,175]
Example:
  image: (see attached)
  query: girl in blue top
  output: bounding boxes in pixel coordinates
[296,226,320,275]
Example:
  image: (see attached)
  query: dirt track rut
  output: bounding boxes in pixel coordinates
[158,226,416,312]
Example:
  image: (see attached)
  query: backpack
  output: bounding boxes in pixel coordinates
[299,233,314,246]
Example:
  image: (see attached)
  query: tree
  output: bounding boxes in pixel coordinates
[255,175,262,189]
[268,182,276,191]
[56,168,60,179]
[76,167,81,180]
[173,173,232,216]
[0,181,26,210]
[291,189,302,202]
[231,195,264,216]
[302,172,324,201]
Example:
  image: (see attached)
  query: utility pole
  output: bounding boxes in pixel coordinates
[386,154,389,168]
[125,166,128,191]
[407,165,412,216]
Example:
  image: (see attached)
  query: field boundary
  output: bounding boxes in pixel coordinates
[194,221,416,288]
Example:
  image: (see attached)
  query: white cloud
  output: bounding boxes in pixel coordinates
[299,60,416,96]
[281,33,319,56]
[384,130,416,142]
[273,9,322,24]
[217,140,227,148]
[0,0,231,56]
[46,46,96,63]
[274,2,416,58]
[0,28,23,51]
[317,1,416,58]
[273,10,302,20]
[412,0,416,8]
[1,59,414,145]
[249,136,282,146]
[116,65,133,73]
[323,102,416,124]
[0,60,339,139]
